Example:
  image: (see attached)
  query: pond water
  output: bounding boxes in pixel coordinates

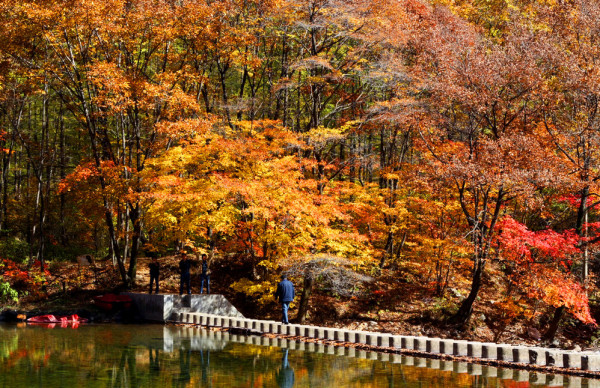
[0,323,593,387]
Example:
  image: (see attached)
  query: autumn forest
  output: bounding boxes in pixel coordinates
[1,0,600,343]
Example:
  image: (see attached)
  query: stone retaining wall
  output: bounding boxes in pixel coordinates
[172,311,600,374]
[124,293,244,322]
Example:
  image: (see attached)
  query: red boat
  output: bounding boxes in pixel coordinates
[27,314,88,328]
[27,314,87,323]
[93,294,133,311]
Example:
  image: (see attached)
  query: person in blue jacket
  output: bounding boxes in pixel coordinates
[274,274,295,324]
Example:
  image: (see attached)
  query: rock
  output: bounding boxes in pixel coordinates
[0,309,20,322]
[449,288,462,298]
[335,305,349,319]
[526,327,541,341]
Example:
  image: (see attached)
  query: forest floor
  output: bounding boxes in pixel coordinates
[8,254,600,351]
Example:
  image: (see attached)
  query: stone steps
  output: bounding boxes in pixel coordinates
[171,311,600,373]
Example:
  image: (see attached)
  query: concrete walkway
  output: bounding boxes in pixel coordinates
[171,310,600,374]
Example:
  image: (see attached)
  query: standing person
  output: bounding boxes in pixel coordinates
[274,274,294,324]
[179,252,191,295]
[200,254,210,294]
[148,254,160,294]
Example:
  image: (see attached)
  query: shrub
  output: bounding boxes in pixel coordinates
[0,280,18,304]
[0,259,49,299]
[0,238,30,263]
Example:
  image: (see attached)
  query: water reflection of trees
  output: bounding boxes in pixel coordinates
[0,324,519,387]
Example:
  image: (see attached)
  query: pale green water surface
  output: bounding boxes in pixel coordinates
[0,323,591,387]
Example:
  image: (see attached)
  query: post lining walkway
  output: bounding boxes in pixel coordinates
[167,325,600,387]
[171,311,600,375]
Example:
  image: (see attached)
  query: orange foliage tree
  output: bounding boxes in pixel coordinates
[143,119,375,300]
[494,216,595,336]
[1,0,600,338]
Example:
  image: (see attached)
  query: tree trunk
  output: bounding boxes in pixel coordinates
[104,200,127,284]
[297,274,315,324]
[380,230,394,268]
[450,258,485,326]
[543,306,565,343]
[576,186,590,281]
[126,204,142,288]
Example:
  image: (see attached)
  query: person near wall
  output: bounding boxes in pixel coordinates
[148,253,160,294]
[200,254,210,294]
[179,252,192,295]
